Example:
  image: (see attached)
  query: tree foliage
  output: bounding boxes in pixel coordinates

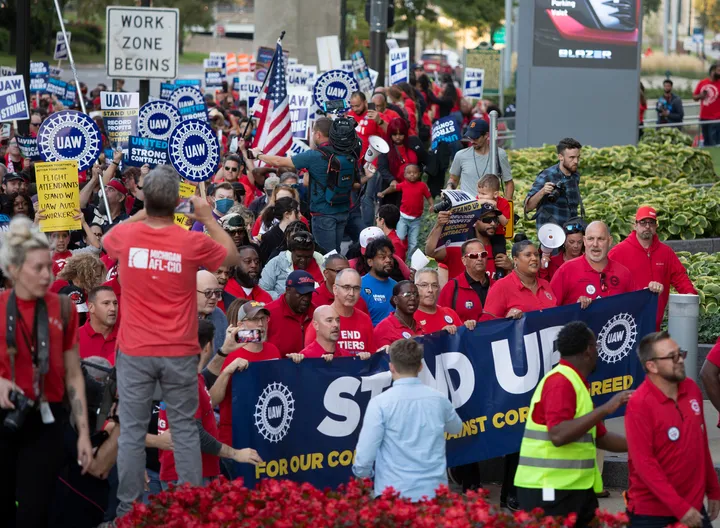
[643,0,662,16]
[432,0,505,34]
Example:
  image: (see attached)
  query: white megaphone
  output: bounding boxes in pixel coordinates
[364,135,389,164]
[537,223,566,268]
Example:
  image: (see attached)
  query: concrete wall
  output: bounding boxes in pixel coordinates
[253,0,340,66]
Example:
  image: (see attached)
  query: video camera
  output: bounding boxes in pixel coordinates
[81,360,118,434]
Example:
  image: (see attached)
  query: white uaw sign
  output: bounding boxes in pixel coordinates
[106,6,179,79]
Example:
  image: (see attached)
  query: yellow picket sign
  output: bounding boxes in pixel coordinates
[174,181,197,230]
[35,160,81,233]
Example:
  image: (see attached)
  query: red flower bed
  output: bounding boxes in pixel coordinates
[117,478,630,528]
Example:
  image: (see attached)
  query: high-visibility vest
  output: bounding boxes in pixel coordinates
[514,364,602,492]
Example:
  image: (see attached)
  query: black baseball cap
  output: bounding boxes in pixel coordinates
[3,172,27,183]
[464,118,489,140]
[478,202,501,217]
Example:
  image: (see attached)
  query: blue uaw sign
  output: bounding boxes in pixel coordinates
[168,119,219,182]
[126,135,169,168]
[231,290,657,490]
[312,70,359,110]
[169,86,207,122]
[138,100,182,141]
[15,136,42,161]
[160,82,175,100]
[37,110,102,172]
[0,75,29,121]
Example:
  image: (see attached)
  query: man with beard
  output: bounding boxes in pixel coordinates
[425,204,513,280]
[626,332,720,528]
[525,137,583,229]
[306,268,374,356]
[693,64,720,146]
[266,270,316,357]
[313,254,369,314]
[220,213,251,249]
[79,286,119,364]
[360,237,398,325]
[222,246,272,308]
[656,79,684,127]
[447,118,514,200]
[197,270,228,354]
[551,221,653,309]
[609,206,695,330]
[437,239,493,323]
[515,322,631,526]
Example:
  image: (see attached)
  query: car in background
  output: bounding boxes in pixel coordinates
[420,49,462,80]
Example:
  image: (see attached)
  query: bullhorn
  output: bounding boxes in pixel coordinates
[537,223,566,268]
[364,135,389,163]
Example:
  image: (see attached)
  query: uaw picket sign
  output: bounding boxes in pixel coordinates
[463,68,485,99]
[0,75,29,121]
[168,119,219,182]
[160,82,175,100]
[231,290,656,490]
[29,61,49,93]
[106,6,179,79]
[101,91,140,149]
[37,110,102,172]
[126,135,169,168]
[313,70,358,110]
[138,100,181,141]
[15,136,42,161]
[169,86,207,122]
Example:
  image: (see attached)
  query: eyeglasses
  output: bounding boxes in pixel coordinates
[224,166,239,172]
[337,284,361,293]
[599,272,609,293]
[638,219,657,227]
[197,289,223,299]
[416,282,440,290]
[480,216,500,224]
[464,251,488,260]
[649,349,687,363]
[398,291,419,299]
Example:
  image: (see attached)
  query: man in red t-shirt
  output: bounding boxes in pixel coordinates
[266,270,315,357]
[348,91,389,158]
[102,165,239,517]
[312,254,369,314]
[300,305,341,359]
[693,64,720,146]
[305,268,374,357]
[79,285,118,364]
[222,246,273,309]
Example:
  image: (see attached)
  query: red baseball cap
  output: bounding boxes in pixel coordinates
[635,206,657,222]
[106,179,128,196]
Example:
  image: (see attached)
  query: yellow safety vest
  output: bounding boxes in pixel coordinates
[514,364,602,492]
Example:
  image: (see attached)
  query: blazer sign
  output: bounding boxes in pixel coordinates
[106,6,179,80]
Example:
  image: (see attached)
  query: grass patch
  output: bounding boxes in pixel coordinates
[0,50,207,68]
[702,146,720,176]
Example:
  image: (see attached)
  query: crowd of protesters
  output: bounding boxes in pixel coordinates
[0,63,717,528]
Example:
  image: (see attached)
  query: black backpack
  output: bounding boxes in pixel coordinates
[315,145,358,206]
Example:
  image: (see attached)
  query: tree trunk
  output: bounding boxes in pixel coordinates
[408,21,417,65]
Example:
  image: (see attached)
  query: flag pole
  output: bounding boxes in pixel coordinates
[242,31,286,144]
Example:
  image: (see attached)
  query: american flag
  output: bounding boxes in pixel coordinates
[252,40,292,157]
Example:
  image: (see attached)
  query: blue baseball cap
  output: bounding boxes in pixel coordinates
[286,270,315,294]
[464,118,489,140]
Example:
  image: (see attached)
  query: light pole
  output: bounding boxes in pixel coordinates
[369,0,389,88]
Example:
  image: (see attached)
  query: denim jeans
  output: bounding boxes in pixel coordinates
[701,120,720,146]
[344,208,366,244]
[361,171,382,227]
[397,216,421,260]
[311,212,349,253]
[142,469,162,504]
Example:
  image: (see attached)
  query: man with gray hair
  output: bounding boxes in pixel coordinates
[102,164,239,519]
[414,267,477,335]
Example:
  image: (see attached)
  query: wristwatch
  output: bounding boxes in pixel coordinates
[217,348,228,358]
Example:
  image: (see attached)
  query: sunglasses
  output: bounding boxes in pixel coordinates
[599,272,609,293]
[197,289,223,299]
[649,349,687,363]
[224,166,239,172]
[398,291,419,299]
[480,216,500,224]
[291,233,313,244]
[464,251,488,260]
[564,223,585,234]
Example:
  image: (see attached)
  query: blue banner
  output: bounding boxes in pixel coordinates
[46,77,68,99]
[231,290,656,490]
[125,135,169,168]
[0,75,29,121]
[29,61,49,93]
[174,79,202,87]
[62,83,77,108]
[431,116,460,150]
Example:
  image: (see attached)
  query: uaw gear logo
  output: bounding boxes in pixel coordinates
[138,101,182,141]
[597,313,638,364]
[169,86,207,122]
[168,119,220,183]
[254,382,295,443]
[312,70,359,109]
[691,399,701,415]
[37,110,102,171]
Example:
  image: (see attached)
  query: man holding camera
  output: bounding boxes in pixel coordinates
[525,138,583,230]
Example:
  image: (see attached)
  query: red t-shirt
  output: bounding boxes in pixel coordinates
[694,78,720,120]
[550,256,635,307]
[414,306,463,335]
[239,175,263,208]
[101,254,118,281]
[218,343,281,445]
[495,196,511,237]
[537,252,568,282]
[304,307,375,355]
[704,336,720,427]
[626,377,720,519]
[0,291,79,402]
[78,320,118,365]
[265,295,314,357]
[347,109,385,158]
[397,180,431,219]
[52,250,73,276]
[374,314,425,349]
[531,359,607,437]
[443,244,496,282]
[102,222,227,357]
[159,374,221,481]
[300,340,333,358]
[386,230,407,263]
[482,272,557,321]
[312,283,369,314]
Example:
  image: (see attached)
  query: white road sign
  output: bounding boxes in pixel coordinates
[106,6,179,80]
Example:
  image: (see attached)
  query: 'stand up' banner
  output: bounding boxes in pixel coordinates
[232,291,657,490]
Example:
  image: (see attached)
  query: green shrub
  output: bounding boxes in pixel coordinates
[0,27,9,53]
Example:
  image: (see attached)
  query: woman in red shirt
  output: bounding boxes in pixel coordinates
[0,217,92,526]
[377,118,418,209]
[375,281,425,348]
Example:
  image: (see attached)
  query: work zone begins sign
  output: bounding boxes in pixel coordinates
[106,6,179,80]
